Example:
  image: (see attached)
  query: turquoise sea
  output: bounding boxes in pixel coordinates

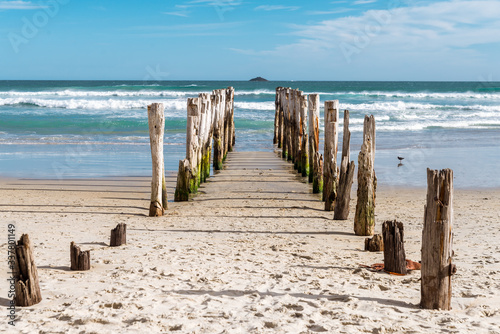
[0,80,499,188]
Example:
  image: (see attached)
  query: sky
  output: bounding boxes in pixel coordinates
[1,0,500,81]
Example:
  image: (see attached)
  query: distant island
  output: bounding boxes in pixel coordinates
[249,77,268,82]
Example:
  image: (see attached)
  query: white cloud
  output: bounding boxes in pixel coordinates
[353,0,377,4]
[255,5,300,11]
[0,0,45,9]
[164,11,189,17]
[231,0,500,79]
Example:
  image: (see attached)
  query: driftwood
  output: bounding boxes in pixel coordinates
[308,94,320,184]
[14,234,42,306]
[147,103,166,216]
[334,110,355,220]
[70,242,90,271]
[421,168,455,310]
[323,100,339,211]
[110,223,127,247]
[354,115,376,236]
[383,220,407,275]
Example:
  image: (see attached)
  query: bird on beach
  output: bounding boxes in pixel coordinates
[397,156,404,161]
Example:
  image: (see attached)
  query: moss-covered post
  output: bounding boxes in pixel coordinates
[354,115,376,236]
[323,100,339,211]
[147,103,166,216]
[313,151,323,194]
[224,87,234,157]
[334,110,355,220]
[282,88,290,160]
[212,89,225,172]
[308,94,320,185]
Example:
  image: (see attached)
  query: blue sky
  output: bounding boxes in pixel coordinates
[1,0,500,80]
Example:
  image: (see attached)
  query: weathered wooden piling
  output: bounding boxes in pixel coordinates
[383,220,407,275]
[225,87,234,156]
[294,91,302,171]
[299,94,308,177]
[147,103,166,216]
[175,98,200,202]
[199,93,212,183]
[354,115,376,236]
[282,88,290,160]
[70,242,90,271]
[334,110,355,220]
[213,89,226,172]
[421,168,455,310]
[110,223,127,247]
[14,234,42,306]
[274,87,280,145]
[308,94,320,185]
[364,234,383,252]
[323,100,339,211]
[313,151,323,194]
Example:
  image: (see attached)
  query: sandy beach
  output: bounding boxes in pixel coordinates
[1,151,499,333]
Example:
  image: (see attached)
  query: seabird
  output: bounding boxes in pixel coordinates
[397,156,404,161]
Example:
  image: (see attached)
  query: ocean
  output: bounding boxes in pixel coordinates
[0,80,499,188]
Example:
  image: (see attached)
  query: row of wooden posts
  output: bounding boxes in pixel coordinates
[12,223,127,307]
[274,87,454,310]
[273,87,374,235]
[146,88,235,216]
[175,88,235,203]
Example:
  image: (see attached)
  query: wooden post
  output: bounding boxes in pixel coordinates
[282,88,290,160]
[14,234,42,306]
[300,94,308,177]
[323,100,339,211]
[174,159,190,201]
[334,110,355,220]
[224,87,233,157]
[198,93,210,183]
[364,234,383,252]
[290,89,297,164]
[274,87,280,145]
[70,242,90,271]
[276,87,283,148]
[287,89,293,161]
[421,168,455,310]
[308,94,320,184]
[228,87,235,152]
[354,115,376,236]
[213,90,225,171]
[313,151,323,194]
[148,103,166,216]
[110,223,127,247]
[383,220,407,275]
[187,97,201,192]
[294,91,302,172]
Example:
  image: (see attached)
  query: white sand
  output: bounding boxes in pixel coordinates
[1,151,499,333]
